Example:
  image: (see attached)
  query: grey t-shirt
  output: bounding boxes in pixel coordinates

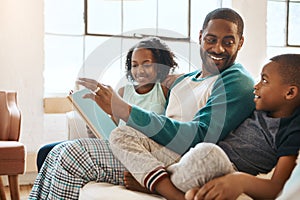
[218,108,300,175]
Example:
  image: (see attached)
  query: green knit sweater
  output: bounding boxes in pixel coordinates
[127,63,255,155]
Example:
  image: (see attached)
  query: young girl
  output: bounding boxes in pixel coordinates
[78,36,178,125]
[35,36,178,171]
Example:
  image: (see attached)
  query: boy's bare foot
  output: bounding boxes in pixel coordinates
[123,171,153,194]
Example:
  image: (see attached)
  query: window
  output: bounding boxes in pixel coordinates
[86,0,189,39]
[287,0,300,46]
[44,0,226,96]
[44,0,85,95]
[267,0,300,57]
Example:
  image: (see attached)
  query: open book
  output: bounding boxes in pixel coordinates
[67,88,117,139]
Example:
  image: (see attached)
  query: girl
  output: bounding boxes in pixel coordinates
[78,36,178,125]
[35,36,178,172]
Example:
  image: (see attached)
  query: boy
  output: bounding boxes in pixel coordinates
[184,54,300,200]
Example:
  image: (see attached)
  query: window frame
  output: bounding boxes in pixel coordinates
[83,0,192,42]
[43,0,226,97]
[286,0,300,47]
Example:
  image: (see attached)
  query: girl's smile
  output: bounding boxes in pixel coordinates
[131,48,158,86]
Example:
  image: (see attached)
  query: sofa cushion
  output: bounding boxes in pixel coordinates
[79,182,165,200]
[79,182,256,200]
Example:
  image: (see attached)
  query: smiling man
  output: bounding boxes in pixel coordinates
[199,17,243,76]
[29,8,255,200]
[110,8,255,200]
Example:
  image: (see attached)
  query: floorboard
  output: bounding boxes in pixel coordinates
[3,184,32,200]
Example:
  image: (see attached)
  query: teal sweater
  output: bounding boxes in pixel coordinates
[127,63,255,155]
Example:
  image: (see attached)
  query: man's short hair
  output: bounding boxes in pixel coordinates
[202,8,244,38]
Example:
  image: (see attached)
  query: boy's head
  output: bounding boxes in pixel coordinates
[125,37,178,83]
[254,54,300,117]
[270,54,300,87]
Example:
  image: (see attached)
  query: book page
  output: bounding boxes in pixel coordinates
[68,88,117,140]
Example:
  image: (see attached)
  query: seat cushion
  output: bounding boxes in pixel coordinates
[0,141,25,175]
[79,182,165,200]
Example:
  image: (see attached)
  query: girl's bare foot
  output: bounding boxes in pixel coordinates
[124,171,153,194]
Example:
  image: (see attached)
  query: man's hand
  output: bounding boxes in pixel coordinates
[77,78,131,121]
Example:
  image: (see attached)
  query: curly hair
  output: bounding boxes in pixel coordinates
[125,37,178,83]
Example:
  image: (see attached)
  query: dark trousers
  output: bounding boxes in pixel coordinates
[36,141,63,172]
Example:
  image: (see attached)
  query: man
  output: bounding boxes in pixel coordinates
[109,8,255,200]
[29,8,254,200]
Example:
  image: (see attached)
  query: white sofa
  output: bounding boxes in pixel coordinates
[71,111,300,200]
[67,111,256,200]
[79,182,165,200]
[77,149,300,200]
[79,181,258,200]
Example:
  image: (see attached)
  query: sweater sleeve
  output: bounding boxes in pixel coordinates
[127,64,255,155]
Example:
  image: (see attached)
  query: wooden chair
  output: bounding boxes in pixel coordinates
[0,91,25,200]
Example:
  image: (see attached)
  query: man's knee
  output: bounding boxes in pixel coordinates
[110,126,145,144]
[170,142,233,176]
[191,143,232,167]
[109,126,135,155]
[110,126,129,144]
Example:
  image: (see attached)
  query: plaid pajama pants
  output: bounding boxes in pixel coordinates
[29,138,126,200]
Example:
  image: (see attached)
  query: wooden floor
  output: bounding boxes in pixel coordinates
[3,185,32,200]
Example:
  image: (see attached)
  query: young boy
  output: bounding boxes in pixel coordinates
[184,53,300,199]
[112,54,300,200]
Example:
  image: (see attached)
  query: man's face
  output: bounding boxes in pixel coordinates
[199,19,244,77]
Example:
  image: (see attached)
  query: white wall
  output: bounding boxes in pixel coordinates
[233,0,267,78]
[0,0,267,176]
[0,0,45,153]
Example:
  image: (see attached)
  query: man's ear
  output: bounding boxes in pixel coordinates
[286,85,299,100]
[199,30,203,45]
[237,36,244,50]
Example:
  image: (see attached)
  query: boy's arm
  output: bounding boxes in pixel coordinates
[187,155,297,200]
[243,155,297,199]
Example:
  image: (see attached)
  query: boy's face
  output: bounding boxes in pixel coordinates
[131,48,158,85]
[254,61,290,117]
[199,19,244,77]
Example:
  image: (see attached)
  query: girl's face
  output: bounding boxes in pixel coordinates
[131,48,158,85]
[253,61,290,117]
